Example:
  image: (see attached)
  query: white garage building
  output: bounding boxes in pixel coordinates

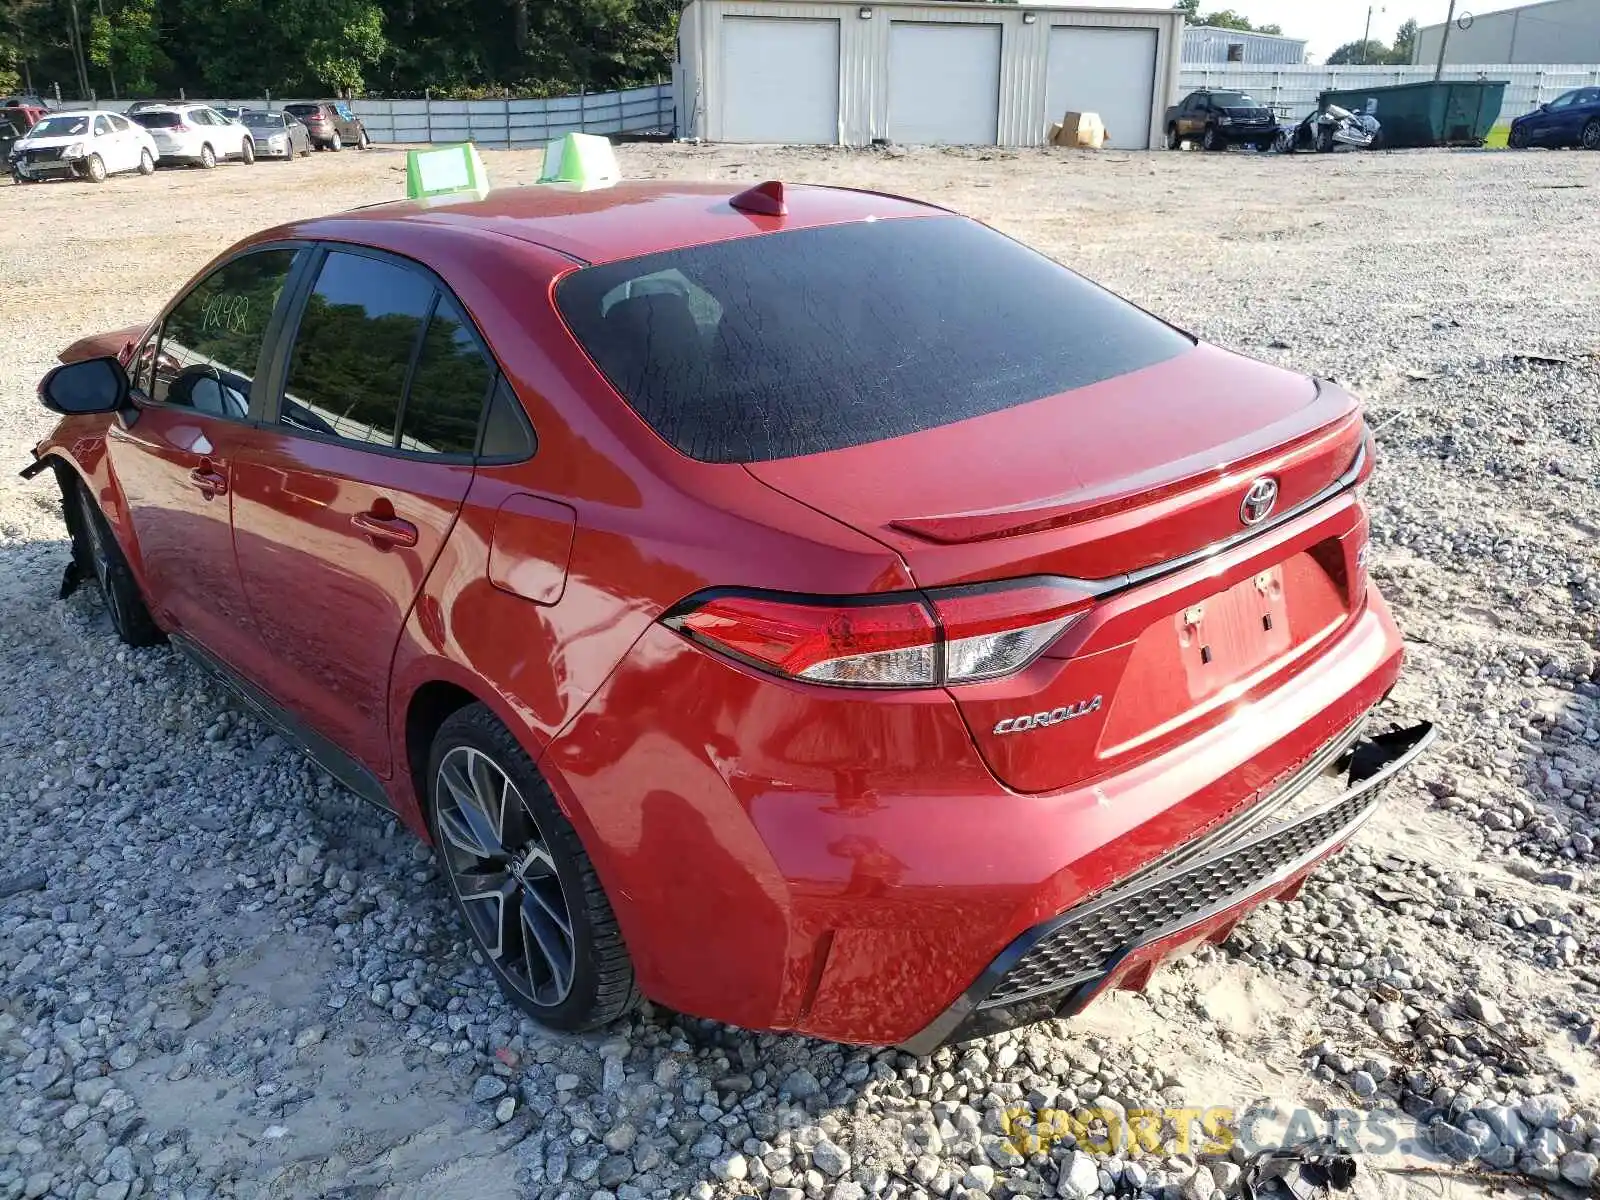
[675,0,1184,149]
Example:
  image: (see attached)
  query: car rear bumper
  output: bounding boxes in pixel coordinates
[898,718,1434,1052]
[543,582,1417,1046]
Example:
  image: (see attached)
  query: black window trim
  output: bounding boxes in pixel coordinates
[129,241,312,426]
[260,240,534,465]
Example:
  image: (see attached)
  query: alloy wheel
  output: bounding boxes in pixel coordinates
[434,745,575,1007]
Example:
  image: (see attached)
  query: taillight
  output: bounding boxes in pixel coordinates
[171,122,190,132]
[662,579,1094,689]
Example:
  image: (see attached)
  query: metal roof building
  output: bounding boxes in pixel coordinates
[1414,0,1600,65]
[1182,26,1307,65]
[676,0,1185,149]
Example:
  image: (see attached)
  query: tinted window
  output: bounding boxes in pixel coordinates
[148,249,300,419]
[280,251,432,448]
[481,377,536,459]
[131,111,180,128]
[399,296,494,455]
[285,104,319,118]
[242,112,281,128]
[556,217,1192,464]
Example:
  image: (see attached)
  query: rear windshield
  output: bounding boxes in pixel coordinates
[555,216,1192,463]
[131,111,181,128]
[284,104,321,117]
[241,112,281,127]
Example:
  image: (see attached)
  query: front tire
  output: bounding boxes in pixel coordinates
[1583,119,1600,151]
[82,153,107,183]
[137,148,155,175]
[1508,124,1529,149]
[427,705,639,1032]
[65,478,163,647]
[239,137,254,164]
[198,143,216,169]
[1201,125,1223,152]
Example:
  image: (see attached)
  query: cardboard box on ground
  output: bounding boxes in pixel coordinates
[1049,112,1108,149]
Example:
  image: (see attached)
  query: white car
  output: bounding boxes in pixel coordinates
[127,104,255,168]
[10,109,159,183]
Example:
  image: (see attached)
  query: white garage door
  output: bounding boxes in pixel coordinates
[1046,26,1159,150]
[887,23,1002,145]
[721,17,839,144]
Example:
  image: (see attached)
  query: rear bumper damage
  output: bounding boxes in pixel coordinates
[899,719,1435,1053]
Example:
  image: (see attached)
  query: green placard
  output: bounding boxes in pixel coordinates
[538,132,620,190]
[405,143,491,200]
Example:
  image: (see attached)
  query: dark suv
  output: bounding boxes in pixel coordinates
[1166,89,1278,152]
[283,101,369,151]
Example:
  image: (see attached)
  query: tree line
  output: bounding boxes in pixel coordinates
[1,0,679,100]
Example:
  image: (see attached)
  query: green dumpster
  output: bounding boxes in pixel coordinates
[1317,80,1507,148]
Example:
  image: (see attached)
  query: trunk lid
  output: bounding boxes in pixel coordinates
[746,345,1370,793]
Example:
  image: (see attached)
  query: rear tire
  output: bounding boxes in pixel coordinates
[83,153,107,183]
[137,148,155,175]
[239,137,254,164]
[356,127,369,149]
[329,131,342,152]
[1584,119,1600,151]
[65,477,163,648]
[1165,124,1181,150]
[426,704,639,1032]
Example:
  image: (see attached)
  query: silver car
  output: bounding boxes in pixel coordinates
[239,110,310,159]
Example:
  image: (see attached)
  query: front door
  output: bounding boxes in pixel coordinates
[229,247,499,776]
[107,247,303,666]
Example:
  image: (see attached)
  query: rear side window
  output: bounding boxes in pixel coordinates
[399,296,495,455]
[280,252,433,448]
[555,216,1192,464]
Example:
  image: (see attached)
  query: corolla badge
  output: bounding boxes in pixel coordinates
[993,696,1103,736]
[1240,476,1280,526]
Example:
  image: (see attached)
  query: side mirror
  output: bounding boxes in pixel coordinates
[1540,103,1551,111]
[39,355,130,415]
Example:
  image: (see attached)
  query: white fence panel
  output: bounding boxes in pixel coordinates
[1176,63,1600,121]
[93,84,675,145]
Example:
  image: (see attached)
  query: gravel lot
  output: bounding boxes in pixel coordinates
[2,143,1598,1200]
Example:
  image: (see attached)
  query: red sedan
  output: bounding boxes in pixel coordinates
[26,180,1432,1049]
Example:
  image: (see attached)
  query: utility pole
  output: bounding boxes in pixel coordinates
[1361,6,1384,65]
[96,0,117,99]
[66,0,91,100]
[1434,0,1458,80]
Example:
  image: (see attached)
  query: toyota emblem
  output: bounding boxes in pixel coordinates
[1240,477,1279,526]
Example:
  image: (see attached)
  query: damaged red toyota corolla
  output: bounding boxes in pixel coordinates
[25,180,1433,1049]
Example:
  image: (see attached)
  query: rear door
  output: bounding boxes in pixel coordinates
[228,246,499,776]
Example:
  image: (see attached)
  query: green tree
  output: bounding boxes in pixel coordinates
[1327,38,1390,65]
[1389,18,1419,64]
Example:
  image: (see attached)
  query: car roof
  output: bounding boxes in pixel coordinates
[266,180,948,266]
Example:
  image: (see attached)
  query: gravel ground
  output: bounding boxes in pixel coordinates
[1,144,1598,1200]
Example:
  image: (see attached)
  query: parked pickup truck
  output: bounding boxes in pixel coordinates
[1165,89,1279,151]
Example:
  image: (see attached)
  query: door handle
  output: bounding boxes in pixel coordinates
[188,466,227,496]
[353,509,419,548]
